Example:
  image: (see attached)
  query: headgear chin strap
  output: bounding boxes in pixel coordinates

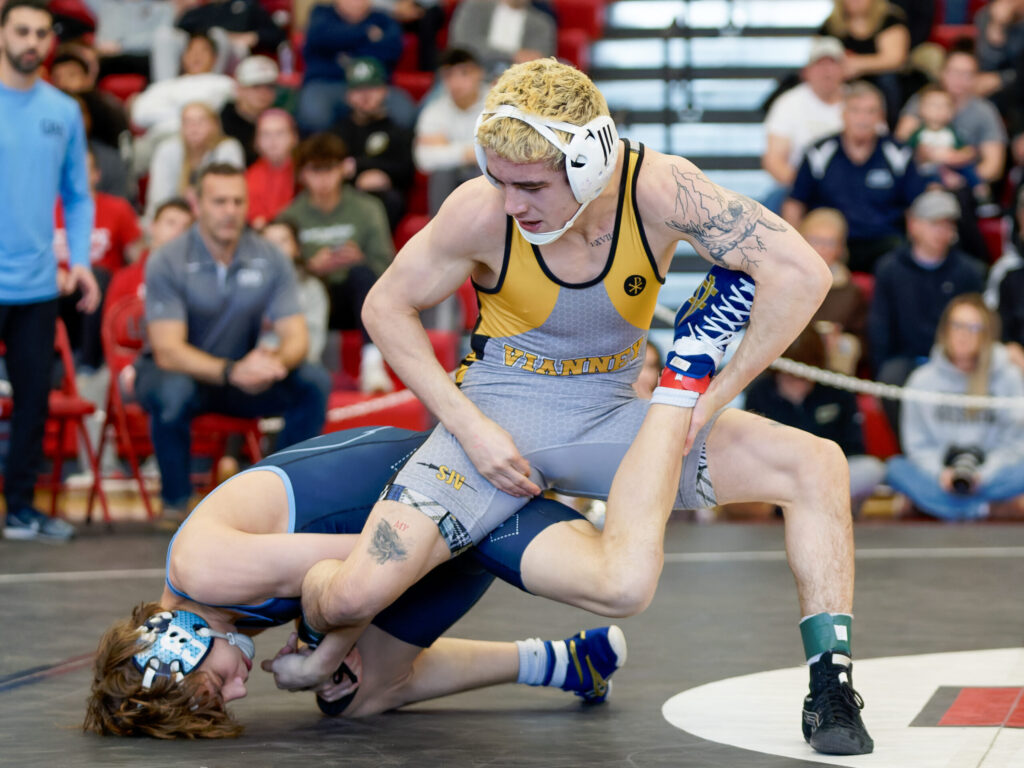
[475,105,619,246]
[132,610,256,690]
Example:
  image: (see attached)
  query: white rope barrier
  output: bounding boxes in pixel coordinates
[769,357,1024,410]
[654,303,1024,410]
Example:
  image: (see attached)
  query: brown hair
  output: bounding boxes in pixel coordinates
[936,293,1000,399]
[293,132,349,170]
[83,602,243,739]
[823,0,903,39]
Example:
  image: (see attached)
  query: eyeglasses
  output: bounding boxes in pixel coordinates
[949,320,985,334]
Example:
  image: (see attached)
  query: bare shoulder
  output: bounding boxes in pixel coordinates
[417,176,508,274]
[636,148,790,273]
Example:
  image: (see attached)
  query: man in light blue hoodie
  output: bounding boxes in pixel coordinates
[0,0,100,541]
[887,293,1024,520]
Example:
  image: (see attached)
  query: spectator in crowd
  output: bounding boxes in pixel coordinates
[105,198,195,315]
[761,37,846,213]
[85,0,176,80]
[745,327,885,515]
[903,84,993,211]
[992,187,1024,373]
[246,109,297,228]
[896,49,1008,198]
[414,48,486,215]
[146,102,245,221]
[886,294,1024,520]
[973,0,1024,127]
[220,54,279,167]
[800,208,869,374]
[136,164,330,525]
[48,45,128,150]
[262,220,329,364]
[332,56,414,230]
[148,0,282,82]
[175,0,285,60]
[373,0,445,71]
[55,147,143,368]
[279,133,393,391]
[48,0,97,42]
[868,189,985,428]
[130,32,236,170]
[449,0,556,78]
[783,81,926,273]
[150,25,230,83]
[297,0,404,135]
[890,0,934,50]
[1,0,99,541]
[998,261,1024,373]
[819,0,910,124]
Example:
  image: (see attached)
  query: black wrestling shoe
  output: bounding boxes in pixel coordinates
[801,651,874,755]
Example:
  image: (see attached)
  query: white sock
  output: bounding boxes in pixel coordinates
[515,638,570,687]
[515,638,547,686]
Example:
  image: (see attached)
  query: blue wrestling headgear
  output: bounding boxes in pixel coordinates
[474,104,619,246]
[132,610,256,690]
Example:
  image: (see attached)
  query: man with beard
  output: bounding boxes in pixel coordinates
[0,0,100,541]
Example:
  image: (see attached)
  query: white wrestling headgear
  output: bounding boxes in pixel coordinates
[474,104,619,245]
[132,610,256,690]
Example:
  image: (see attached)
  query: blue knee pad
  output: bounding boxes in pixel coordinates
[470,497,586,593]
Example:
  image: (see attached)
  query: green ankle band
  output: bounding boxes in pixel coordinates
[800,613,852,660]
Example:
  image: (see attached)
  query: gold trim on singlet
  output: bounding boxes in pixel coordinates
[455,140,662,384]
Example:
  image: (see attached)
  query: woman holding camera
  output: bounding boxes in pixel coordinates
[886,294,1024,520]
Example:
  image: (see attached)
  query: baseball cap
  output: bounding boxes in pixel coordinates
[346,57,386,89]
[807,37,845,64]
[909,189,961,221]
[235,55,279,87]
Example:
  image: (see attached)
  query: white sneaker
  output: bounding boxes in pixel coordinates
[359,344,394,394]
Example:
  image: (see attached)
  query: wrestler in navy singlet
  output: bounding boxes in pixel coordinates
[165,426,585,647]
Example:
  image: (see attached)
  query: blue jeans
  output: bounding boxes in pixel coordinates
[886,455,1024,521]
[135,357,330,505]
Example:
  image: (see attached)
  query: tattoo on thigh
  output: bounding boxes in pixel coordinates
[665,166,786,270]
[369,520,409,564]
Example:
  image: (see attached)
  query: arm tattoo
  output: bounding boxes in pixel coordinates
[665,166,786,270]
[369,520,409,565]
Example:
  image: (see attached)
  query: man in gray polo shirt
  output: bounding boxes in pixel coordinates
[136,163,330,522]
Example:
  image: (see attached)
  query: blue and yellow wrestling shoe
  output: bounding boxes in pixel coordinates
[652,265,755,407]
[559,625,627,703]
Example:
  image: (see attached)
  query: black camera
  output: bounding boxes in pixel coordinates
[943,445,985,495]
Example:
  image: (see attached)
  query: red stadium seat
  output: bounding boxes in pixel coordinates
[553,0,605,39]
[397,33,420,73]
[978,215,1005,263]
[98,74,147,103]
[89,296,262,520]
[393,70,434,104]
[557,28,591,71]
[929,23,976,49]
[857,394,900,460]
[394,213,430,250]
